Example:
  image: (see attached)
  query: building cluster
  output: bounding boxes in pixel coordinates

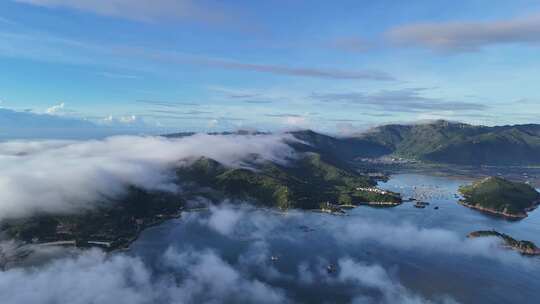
[355,187,389,195]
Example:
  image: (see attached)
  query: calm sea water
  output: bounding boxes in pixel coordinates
[128,173,540,304]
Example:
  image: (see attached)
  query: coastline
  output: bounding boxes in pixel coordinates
[358,201,401,207]
[468,230,540,256]
[458,200,527,220]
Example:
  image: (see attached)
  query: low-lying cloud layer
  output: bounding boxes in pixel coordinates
[2,203,538,303]
[0,247,289,304]
[0,244,454,304]
[189,204,530,266]
[0,134,294,220]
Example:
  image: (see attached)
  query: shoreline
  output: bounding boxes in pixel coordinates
[458,200,527,220]
[468,230,540,256]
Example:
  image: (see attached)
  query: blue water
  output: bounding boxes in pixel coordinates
[128,173,540,304]
[379,174,540,244]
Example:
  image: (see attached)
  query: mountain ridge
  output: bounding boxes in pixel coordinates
[163,120,540,166]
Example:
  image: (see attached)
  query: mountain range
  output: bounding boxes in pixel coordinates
[292,120,540,166]
[4,119,540,254]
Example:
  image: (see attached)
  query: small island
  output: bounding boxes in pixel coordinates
[458,177,540,219]
[468,230,540,256]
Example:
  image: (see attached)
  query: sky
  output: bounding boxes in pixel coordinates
[1,0,540,138]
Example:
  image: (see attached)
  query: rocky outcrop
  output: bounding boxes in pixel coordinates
[468,230,540,256]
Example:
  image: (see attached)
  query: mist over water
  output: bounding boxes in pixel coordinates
[2,173,540,304]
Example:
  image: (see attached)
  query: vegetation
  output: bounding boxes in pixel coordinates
[165,123,540,167]
[458,177,540,218]
[287,130,390,164]
[1,188,184,250]
[1,131,403,252]
[177,153,401,210]
[358,120,540,165]
[468,230,540,255]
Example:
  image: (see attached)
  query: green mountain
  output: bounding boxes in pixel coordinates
[287,130,390,164]
[1,140,400,252]
[164,121,540,166]
[177,152,400,210]
[358,120,540,165]
[1,188,184,249]
[459,177,540,219]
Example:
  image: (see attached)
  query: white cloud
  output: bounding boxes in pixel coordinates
[0,134,295,220]
[3,204,533,304]
[0,249,157,304]
[190,203,294,239]
[236,240,290,281]
[207,119,219,129]
[205,204,246,236]
[119,115,137,123]
[0,242,453,304]
[296,257,456,304]
[100,115,141,126]
[336,258,458,304]
[45,102,65,115]
[193,204,530,267]
[0,247,289,304]
[163,248,289,304]
[294,256,459,304]
[282,116,310,129]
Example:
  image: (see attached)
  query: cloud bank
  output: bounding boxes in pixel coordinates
[3,203,536,304]
[0,245,453,304]
[191,204,533,268]
[0,134,294,220]
[0,247,289,304]
[294,256,430,303]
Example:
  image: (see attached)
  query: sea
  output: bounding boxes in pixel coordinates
[124,173,540,304]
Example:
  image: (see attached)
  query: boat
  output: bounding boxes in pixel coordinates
[326,264,337,274]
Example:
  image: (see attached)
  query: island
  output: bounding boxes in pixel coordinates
[458,177,540,219]
[467,230,540,256]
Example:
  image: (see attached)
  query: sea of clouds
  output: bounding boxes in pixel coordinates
[0,133,538,304]
[0,247,458,304]
[2,203,538,304]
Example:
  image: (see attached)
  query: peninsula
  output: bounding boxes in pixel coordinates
[468,230,540,256]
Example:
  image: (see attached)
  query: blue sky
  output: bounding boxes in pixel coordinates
[1,0,540,137]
